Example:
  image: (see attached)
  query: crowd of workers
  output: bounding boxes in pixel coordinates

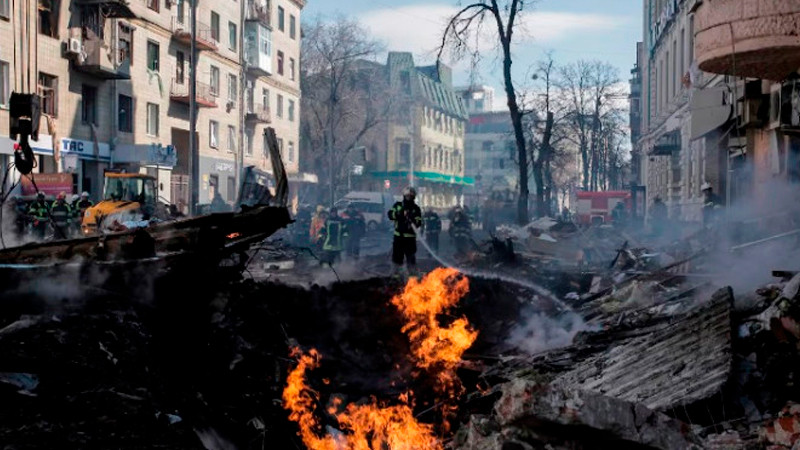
[294,187,476,275]
[3,191,93,241]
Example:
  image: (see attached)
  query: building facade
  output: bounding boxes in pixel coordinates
[463,111,517,206]
[637,0,723,223]
[693,0,800,214]
[0,0,303,212]
[455,84,495,115]
[363,52,471,209]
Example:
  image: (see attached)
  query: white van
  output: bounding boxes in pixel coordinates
[334,191,396,231]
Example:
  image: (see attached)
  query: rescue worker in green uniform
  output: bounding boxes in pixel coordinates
[422,209,442,253]
[318,207,346,266]
[50,192,73,239]
[388,187,422,275]
[28,192,49,240]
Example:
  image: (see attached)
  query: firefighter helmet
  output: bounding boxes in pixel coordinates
[403,186,417,200]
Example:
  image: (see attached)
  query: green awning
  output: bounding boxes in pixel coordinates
[370,171,474,186]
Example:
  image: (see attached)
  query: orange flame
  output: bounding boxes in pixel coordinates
[282,268,476,449]
[391,268,478,395]
[282,347,443,450]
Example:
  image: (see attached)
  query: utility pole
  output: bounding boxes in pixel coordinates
[189,0,199,215]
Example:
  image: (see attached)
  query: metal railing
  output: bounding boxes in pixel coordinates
[245,103,271,123]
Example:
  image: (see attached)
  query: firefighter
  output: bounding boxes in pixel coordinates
[341,203,366,260]
[318,207,345,266]
[310,205,327,248]
[449,206,472,257]
[422,209,442,253]
[611,202,628,228]
[74,192,94,235]
[50,192,73,239]
[28,192,49,240]
[650,195,668,237]
[293,204,312,247]
[701,182,722,227]
[11,196,29,240]
[388,187,422,274]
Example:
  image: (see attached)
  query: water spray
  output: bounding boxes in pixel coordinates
[413,225,572,313]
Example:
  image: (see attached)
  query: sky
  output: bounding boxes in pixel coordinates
[303,0,643,108]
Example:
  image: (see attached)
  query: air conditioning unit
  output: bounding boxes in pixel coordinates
[66,37,82,56]
[780,81,800,129]
[737,98,763,129]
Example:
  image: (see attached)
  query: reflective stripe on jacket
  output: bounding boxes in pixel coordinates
[388,201,422,238]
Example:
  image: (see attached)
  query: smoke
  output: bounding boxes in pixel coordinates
[698,178,800,297]
[506,309,592,355]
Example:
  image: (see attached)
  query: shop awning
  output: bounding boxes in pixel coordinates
[371,170,474,186]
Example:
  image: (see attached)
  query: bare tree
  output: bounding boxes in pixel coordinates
[301,16,394,206]
[439,0,531,225]
[558,60,625,191]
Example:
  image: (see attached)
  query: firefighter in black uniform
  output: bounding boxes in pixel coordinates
[422,209,442,253]
[449,206,473,257]
[50,192,73,239]
[28,192,49,240]
[388,187,422,274]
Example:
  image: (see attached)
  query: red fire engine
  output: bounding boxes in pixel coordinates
[575,191,631,225]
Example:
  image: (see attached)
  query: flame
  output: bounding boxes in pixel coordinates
[282,268,476,449]
[391,268,478,395]
[283,348,443,450]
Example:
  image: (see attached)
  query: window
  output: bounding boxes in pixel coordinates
[277,6,284,31]
[210,66,219,96]
[277,51,284,75]
[118,23,133,65]
[228,21,237,51]
[227,125,235,152]
[288,141,295,162]
[277,138,283,155]
[147,41,159,71]
[289,15,296,39]
[176,51,185,84]
[38,73,58,116]
[209,120,219,148]
[227,74,237,103]
[263,133,269,158]
[38,0,59,38]
[289,57,295,80]
[262,88,270,110]
[276,94,283,118]
[211,12,220,41]
[288,99,295,122]
[226,176,235,202]
[0,61,8,107]
[146,103,159,136]
[397,142,411,168]
[118,94,133,132]
[245,132,253,156]
[176,0,184,24]
[400,71,411,94]
[81,85,97,125]
[146,0,158,11]
[0,0,8,19]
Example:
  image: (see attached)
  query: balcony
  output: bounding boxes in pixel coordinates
[245,104,271,124]
[171,17,218,51]
[169,79,218,108]
[69,28,130,80]
[244,21,272,76]
[245,0,271,27]
[695,0,800,80]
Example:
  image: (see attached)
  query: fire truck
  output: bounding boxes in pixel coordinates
[574,191,631,226]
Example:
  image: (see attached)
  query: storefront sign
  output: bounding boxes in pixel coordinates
[650,0,680,51]
[147,143,177,167]
[61,138,111,160]
[20,173,74,196]
[214,162,235,173]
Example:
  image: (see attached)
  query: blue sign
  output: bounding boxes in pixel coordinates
[147,143,177,167]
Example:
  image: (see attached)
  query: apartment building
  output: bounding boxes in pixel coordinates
[0,0,303,212]
[462,111,517,205]
[365,52,471,209]
[637,0,721,223]
[455,84,495,115]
